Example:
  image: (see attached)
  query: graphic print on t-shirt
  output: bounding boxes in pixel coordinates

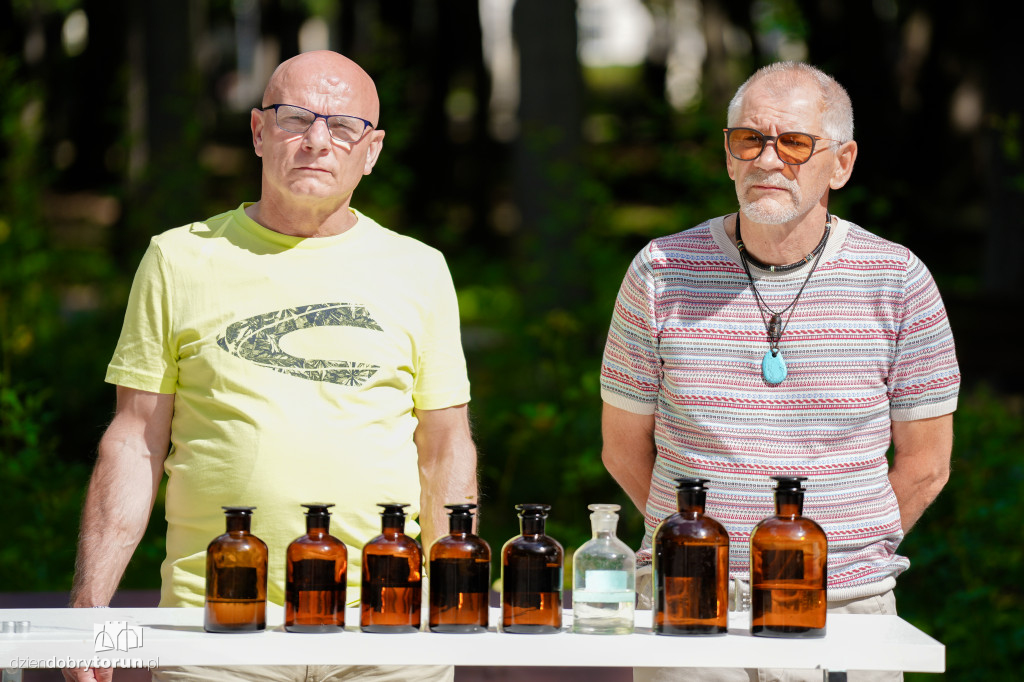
[217,302,383,386]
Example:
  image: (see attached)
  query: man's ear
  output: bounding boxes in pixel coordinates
[363,129,386,175]
[830,140,858,190]
[251,108,266,158]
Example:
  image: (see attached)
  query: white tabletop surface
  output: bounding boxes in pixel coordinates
[0,606,944,673]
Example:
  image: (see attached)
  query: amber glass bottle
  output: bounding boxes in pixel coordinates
[652,478,729,635]
[285,503,348,633]
[205,506,268,633]
[500,503,563,633]
[360,503,422,633]
[750,476,827,638]
[429,504,491,633]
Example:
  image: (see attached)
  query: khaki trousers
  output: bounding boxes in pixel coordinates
[634,566,902,682]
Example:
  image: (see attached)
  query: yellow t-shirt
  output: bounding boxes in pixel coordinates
[106,204,471,607]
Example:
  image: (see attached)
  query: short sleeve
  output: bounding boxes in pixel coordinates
[888,253,960,420]
[600,246,661,415]
[411,251,471,410]
[105,241,179,394]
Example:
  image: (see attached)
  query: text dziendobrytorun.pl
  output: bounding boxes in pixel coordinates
[7,656,159,669]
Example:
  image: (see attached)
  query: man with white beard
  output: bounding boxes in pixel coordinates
[600,62,959,682]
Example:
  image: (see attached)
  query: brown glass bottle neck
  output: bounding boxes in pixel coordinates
[776,491,804,517]
[520,516,546,535]
[225,515,252,533]
[382,518,406,534]
[449,516,473,535]
[306,517,330,534]
[677,489,707,515]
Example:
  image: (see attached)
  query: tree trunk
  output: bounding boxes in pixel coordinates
[512,0,586,311]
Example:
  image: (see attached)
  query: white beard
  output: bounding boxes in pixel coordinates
[737,170,803,225]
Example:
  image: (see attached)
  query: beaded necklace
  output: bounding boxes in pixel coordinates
[736,213,831,272]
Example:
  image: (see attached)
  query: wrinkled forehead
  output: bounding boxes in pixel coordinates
[736,77,824,134]
[264,56,380,123]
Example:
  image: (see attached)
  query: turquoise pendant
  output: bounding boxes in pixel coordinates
[762,349,787,385]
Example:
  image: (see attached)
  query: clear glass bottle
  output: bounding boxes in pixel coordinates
[652,478,730,635]
[429,503,491,633]
[500,503,563,634]
[360,503,422,633]
[571,504,635,634]
[204,506,268,633]
[750,476,827,638]
[285,503,348,633]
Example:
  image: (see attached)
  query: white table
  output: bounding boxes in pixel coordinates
[0,606,944,679]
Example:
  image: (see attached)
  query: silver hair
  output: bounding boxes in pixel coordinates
[726,62,854,146]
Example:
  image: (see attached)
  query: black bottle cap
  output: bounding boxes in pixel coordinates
[515,503,551,517]
[674,477,710,490]
[301,503,335,516]
[377,503,410,518]
[771,476,808,491]
[221,506,256,515]
[444,504,478,516]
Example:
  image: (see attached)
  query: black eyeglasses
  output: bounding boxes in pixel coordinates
[260,103,374,143]
[723,127,839,165]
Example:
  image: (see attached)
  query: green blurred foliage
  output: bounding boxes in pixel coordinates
[0,54,166,592]
[0,58,89,590]
[0,378,83,590]
[901,386,1024,679]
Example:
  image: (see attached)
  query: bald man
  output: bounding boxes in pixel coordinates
[65,51,473,682]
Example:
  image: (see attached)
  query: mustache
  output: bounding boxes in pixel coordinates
[742,170,799,192]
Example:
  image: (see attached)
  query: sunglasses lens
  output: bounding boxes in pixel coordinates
[776,133,815,164]
[728,129,766,160]
[729,129,770,159]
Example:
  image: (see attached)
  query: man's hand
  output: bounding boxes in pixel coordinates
[62,665,113,682]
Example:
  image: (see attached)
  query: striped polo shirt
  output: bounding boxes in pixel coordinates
[600,215,960,600]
